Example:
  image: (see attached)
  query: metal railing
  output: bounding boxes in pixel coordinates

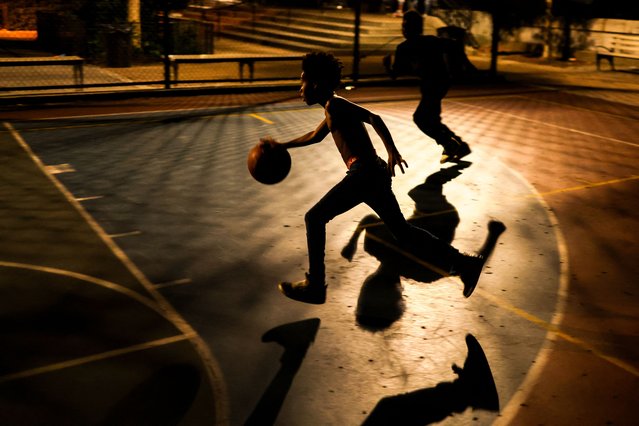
[0,1,402,95]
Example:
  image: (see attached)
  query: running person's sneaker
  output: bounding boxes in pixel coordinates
[278,273,327,304]
[441,140,472,163]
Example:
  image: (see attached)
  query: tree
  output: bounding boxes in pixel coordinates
[436,0,547,75]
[475,0,546,74]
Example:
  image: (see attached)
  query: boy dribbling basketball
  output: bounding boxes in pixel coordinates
[261,52,485,305]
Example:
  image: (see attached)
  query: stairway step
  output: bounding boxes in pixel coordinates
[222,29,398,55]
[280,8,399,27]
[242,22,400,44]
[184,5,405,55]
[221,30,343,53]
[225,25,393,46]
[262,16,400,36]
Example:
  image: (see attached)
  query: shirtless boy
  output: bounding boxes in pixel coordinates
[261,52,485,305]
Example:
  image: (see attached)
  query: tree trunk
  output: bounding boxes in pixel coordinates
[128,0,141,48]
[560,16,572,61]
[489,12,500,76]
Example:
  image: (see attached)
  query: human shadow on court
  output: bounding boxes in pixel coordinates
[245,318,321,426]
[340,163,506,331]
[362,334,499,425]
[102,363,201,425]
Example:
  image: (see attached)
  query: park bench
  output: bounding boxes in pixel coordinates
[596,34,639,70]
[167,54,303,83]
[0,56,85,85]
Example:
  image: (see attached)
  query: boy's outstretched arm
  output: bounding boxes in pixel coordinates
[369,113,408,177]
[261,119,329,149]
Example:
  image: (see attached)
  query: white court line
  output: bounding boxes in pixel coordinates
[0,334,193,384]
[75,195,104,202]
[108,230,142,239]
[44,163,75,174]
[154,278,193,289]
[2,122,230,423]
[513,94,639,122]
[448,99,639,148]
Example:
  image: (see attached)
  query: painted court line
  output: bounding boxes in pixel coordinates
[0,260,166,318]
[359,230,624,378]
[154,278,193,289]
[356,226,636,380]
[44,163,75,174]
[249,113,274,124]
[476,288,639,378]
[514,94,639,122]
[0,334,194,384]
[3,122,230,423]
[75,195,104,202]
[108,230,142,239]
[449,100,639,148]
[527,175,639,198]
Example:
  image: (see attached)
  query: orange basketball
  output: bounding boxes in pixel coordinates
[247,142,291,185]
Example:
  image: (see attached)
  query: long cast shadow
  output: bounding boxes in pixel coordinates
[341,164,506,331]
[244,318,321,426]
[362,334,499,425]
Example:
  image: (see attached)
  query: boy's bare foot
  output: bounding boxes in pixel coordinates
[278,274,327,304]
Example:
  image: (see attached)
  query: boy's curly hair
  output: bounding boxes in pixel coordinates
[302,52,343,91]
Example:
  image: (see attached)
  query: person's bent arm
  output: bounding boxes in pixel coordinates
[261,119,329,149]
[369,113,408,176]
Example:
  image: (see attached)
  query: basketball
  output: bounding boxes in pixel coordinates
[247,142,292,185]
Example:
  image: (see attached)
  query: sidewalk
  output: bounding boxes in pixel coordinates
[2,56,638,111]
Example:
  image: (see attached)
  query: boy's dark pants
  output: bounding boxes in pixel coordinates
[305,158,460,284]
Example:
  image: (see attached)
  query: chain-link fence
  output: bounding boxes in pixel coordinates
[3,0,628,95]
[0,0,415,94]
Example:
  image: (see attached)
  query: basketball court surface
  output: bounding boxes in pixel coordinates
[1,78,638,425]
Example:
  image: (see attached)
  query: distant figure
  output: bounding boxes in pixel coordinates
[260,52,487,305]
[392,0,406,16]
[391,0,426,16]
[385,10,471,164]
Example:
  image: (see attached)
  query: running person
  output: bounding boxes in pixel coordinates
[385,10,471,163]
[261,52,485,305]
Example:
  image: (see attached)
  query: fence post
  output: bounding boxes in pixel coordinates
[352,0,361,84]
[163,0,171,89]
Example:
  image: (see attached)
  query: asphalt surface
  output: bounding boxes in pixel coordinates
[1,62,638,425]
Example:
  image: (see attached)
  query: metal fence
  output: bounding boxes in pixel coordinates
[0,1,407,95]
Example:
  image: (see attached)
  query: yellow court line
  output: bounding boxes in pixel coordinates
[154,278,193,289]
[0,334,194,384]
[353,208,457,231]
[353,194,637,379]
[0,260,165,318]
[527,175,639,198]
[364,232,452,278]
[364,229,639,379]
[249,113,274,124]
[109,230,143,239]
[75,195,104,202]
[476,288,639,378]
